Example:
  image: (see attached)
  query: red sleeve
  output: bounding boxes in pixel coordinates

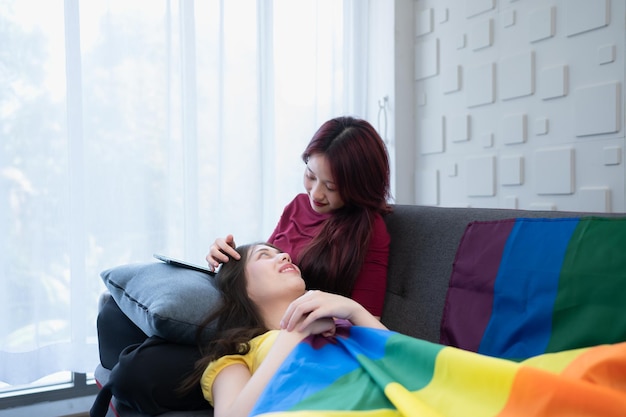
[350,214,390,317]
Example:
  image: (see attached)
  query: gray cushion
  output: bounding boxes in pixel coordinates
[101,262,221,344]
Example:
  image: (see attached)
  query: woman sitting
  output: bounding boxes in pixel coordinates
[181,243,626,417]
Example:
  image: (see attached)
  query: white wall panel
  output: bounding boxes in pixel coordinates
[482,133,494,148]
[604,146,622,166]
[415,38,439,80]
[501,155,524,186]
[565,0,609,37]
[419,116,445,154]
[416,169,440,205]
[529,202,557,210]
[503,195,519,208]
[437,7,449,24]
[534,147,575,195]
[448,114,470,142]
[501,51,535,100]
[598,44,616,65]
[466,155,496,196]
[502,10,516,28]
[534,118,549,136]
[466,0,496,19]
[541,65,568,100]
[574,82,621,137]
[529,6,556,43]
[502,113,527,145]
[579,187,611,212]
[411,0,626,212]
[466,63,495,107]
[442,65,462,93]
[415,7,433,37]
[470,18,493,50]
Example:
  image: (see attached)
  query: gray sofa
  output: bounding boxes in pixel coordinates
[95,203,625,417]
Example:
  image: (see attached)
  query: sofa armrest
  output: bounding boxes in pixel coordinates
[98,290,112,312]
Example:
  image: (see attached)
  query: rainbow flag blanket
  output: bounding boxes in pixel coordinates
[250,326,626,416]
[440,217,626,359]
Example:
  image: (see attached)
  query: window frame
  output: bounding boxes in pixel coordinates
[0,372,98,410]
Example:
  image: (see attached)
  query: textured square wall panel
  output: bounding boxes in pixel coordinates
[420,116,445,155]
[574,82,621,137]
[534,118,549,136]
[579,186,611,213]
[501,155,524,186]
[541,65,568,100]
[467,63,495,107]
[502,10,516,28]
[603,146,622,166]
[502,113,528,145]
[416,169,440,205]
[415,7,433,37]
[501,51,535,100]
[470,18,493,51]
[534,147,575,195]
[466,155,496,197]
[415,38,439,80]
[481,132,494,148]
[449,114,471,143]
[442,65,462,94]
[466,0,495,18]
[565,0,609,37]
[598,44,616,65]
[529,6,555,43]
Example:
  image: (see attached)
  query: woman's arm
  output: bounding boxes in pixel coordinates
[280,290,388,333]
[211,329,309,417]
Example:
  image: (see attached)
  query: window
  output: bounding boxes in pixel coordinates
[0,0,369,405]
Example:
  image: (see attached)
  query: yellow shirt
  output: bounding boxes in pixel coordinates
[200,330,279,406]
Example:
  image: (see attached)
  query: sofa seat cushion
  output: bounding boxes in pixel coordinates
[440,217,626,360]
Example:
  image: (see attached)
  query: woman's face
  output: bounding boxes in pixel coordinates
[303,153,345,214]
[245,244,306,305]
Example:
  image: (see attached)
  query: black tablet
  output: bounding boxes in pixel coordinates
[153,253,215,275]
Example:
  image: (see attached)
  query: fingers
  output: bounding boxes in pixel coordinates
[281,291,333,332]
[306,317,336,337]
[205,234,240,269]
[280,291,311,331]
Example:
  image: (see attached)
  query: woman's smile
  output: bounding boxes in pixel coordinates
[279,264,299,274]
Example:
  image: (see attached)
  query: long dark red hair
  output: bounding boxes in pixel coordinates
[298,116,391,296]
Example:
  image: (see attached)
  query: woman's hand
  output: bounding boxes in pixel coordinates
[206,234,240,270]
[302,317,336,337]
[280,290,387,332]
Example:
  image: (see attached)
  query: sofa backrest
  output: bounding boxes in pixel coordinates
[380,204,623,343]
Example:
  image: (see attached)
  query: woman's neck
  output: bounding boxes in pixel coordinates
[259,300,294,330]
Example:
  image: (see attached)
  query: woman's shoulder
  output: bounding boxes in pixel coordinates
[200,330,280,405]
[369,211,390,247]
[293,193,310,205]
[283,193,330,220]
[280,193,309,213]
[371,211,389,232]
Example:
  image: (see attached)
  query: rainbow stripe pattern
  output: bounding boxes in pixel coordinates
[250,326,626,416]
[440,217,626,359]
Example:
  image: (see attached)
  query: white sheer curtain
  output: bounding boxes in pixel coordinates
[0,0,368,389]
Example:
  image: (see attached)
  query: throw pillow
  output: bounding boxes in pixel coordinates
[101,262,221,344]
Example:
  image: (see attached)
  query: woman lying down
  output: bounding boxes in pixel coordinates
[179,243,626,417]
